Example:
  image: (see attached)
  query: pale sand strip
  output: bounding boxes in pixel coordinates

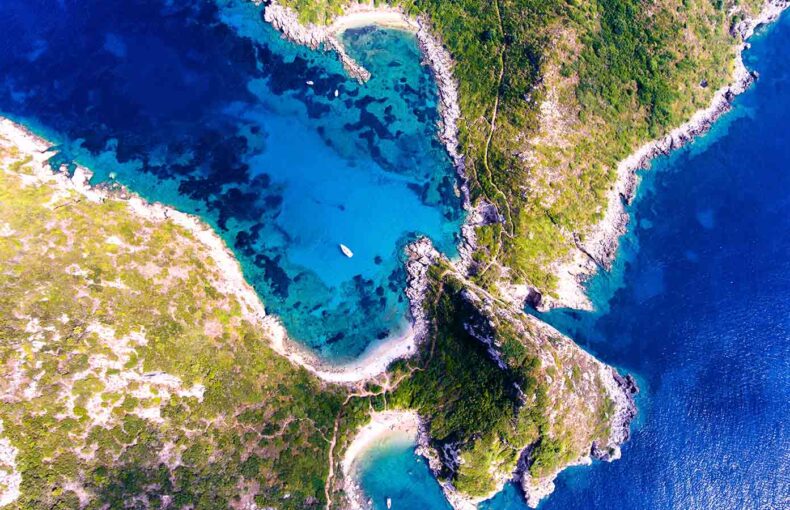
[329,6,416,33]
[0,117,423,385]
[340,411,421,510]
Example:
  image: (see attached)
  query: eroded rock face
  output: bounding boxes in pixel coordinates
[454,283,639,508]
[396,238,638,509]
[548,0,790,312]
[404,237,441,344]
[263,1,372,81]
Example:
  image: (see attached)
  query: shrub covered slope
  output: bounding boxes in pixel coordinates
[278,0,764,297]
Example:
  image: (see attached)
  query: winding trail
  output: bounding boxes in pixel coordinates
[481,0,511,227]
[323,368,421,509]
[478,0,516,278]
[322,266,456,508]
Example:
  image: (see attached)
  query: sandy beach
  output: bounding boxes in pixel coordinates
[0,117,428,386]
[340,411,421,510]
[263,0,469,384]
[265,318,421,384]
[329,5,417,33]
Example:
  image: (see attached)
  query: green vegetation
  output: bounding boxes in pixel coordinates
[386,263,617,496]
[278,0,763,296]
[5,0,741,499]
[0,121,627,507]
[3,0,725,499]
[0,144,359,509]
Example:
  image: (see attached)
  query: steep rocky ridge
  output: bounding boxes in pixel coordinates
[369,239,637,509]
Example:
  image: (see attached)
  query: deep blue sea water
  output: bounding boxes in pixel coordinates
[0,0,464,362]
[359,13,790,510]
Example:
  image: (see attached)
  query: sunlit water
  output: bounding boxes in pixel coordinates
[0,0,464,362]
[360,13,790,510]
[354,432,452,510]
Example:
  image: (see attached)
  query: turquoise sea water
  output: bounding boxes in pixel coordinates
[360,13,790,510]
[354,432,452,510]
[2,1,788,507]
[0,0,463,362]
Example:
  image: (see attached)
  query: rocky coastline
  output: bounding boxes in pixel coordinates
[1,115,638,509]
[512,367,638,508]
[385,246,639,510]
[0,117,429,386]
[260,0,479,267]
[261,1,375,81]
[546,0,790,311]
[258,0,642,485]
[259,0,483,379]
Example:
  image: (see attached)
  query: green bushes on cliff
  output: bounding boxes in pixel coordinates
[276,0,757,298]
[385,262,615,496]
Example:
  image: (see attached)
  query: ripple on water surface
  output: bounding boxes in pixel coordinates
[0,0,464,361]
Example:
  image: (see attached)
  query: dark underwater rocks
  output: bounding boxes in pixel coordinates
[0,0,465,362]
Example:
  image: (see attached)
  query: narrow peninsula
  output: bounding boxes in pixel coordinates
[0,0,787,509]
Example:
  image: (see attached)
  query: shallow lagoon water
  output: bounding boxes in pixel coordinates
[0,0,463,362]
[354,432,452,510]
[360,13,790,510]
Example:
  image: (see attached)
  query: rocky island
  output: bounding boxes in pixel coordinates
[0,0,787,509]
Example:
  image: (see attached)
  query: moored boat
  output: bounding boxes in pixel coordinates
[339,243,353,258]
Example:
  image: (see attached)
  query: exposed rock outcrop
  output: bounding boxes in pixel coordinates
[262,1,372,81]
[257,3,641,508]
[400,240,639,509]
[546,0,790,311]
[404,237,441,345]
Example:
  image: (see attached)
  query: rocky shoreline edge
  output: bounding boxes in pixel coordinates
[260,0,478,260]
[361,359,635,510]
[545,0,790,311]
[259,3,639,509]
[338,238,638,510]
[260,0,482,377]
[434,310,638,510]
[0,117,430,386]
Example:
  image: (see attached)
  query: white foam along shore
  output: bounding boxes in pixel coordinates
[0,117,435,385]
[545,0,790,311]
[340,411,422,510]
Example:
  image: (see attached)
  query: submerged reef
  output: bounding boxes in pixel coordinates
[0,120,634,509]
[2,0,788,508]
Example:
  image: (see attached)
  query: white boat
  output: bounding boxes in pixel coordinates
[334,89,339,97]
[339,244,353,258]
[306,80,314,86]
[386,498,392,509]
